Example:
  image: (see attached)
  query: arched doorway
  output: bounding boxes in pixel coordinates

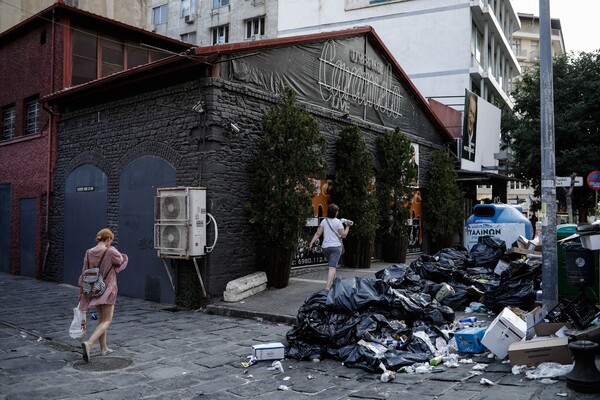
[64,164,108,286]
[118,156,176,304]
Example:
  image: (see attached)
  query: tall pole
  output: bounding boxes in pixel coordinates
[539,0,558,309]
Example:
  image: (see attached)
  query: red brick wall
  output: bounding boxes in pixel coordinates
[0,22,60,275]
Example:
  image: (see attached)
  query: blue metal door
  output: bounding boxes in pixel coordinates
[64,164,108,286]
[118,156,176,304]
[0,184,11,272]
[19,198,37,277]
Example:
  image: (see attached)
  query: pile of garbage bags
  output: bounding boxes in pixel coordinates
[285,235,542,372]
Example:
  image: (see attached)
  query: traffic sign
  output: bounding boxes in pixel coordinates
[587,171,600,191]
[556,176,583,187]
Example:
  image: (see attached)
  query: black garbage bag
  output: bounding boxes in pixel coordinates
[286,341,327,360]
[410,257,454,282]
[420,304,455,327]
[439,287,472,311]
[382,349,430,370]
[355,313,411,349]
[470,236,506,268]
[435,245,475,269]
[375,264,410,287]
[329,313,363,347]
[329,343,383,372]
[484,278,536,312]
[326,277,391,313]
[388,289,426,323]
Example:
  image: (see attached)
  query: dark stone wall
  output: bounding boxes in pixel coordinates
[47,77,448,298]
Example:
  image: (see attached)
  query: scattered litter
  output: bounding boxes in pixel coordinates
[283,376,290,381]
[311,358,320,363]
[307,374,315,380]
[37,337,42,342]
[413,363,434,374]
[20,331,26,338]
[480,378,495,386]
[429,355,443,366]
[460,358,474,364]
[443,354,459,368]
[472,364,487,371]
[556,393,567,397]
[511,365,526,375]
[241,356,257,368]
[525,363,573,380]
[380,370,397,382]
[267,360,284,373]
[243,369,248,374]
[540,378,557,385]
[277,385,289,391]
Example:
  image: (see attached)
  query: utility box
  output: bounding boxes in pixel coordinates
[464,203,533,251]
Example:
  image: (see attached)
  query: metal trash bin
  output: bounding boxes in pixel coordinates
[558,224,600,300]
[565,242,596,287]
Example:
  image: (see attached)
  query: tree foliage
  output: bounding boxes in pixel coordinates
[248,87,326,250]
[376,127,417,238]
[507,51,600,216]
[423,150,463,250]
[331,125,378,240]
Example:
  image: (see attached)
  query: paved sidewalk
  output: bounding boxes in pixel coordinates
[0,270,595,400]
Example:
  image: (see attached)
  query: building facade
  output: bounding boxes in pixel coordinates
[44,27,453,301]
[0,2,190,278]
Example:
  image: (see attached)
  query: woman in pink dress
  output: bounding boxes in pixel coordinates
[78,228,128,362]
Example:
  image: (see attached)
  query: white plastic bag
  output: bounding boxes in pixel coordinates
[69,303,86,339]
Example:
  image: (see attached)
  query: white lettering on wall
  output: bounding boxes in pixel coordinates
[319,40,403,118]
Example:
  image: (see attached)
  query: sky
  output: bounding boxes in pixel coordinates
[514,0,600,53]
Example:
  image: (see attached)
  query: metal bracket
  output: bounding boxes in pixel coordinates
[161,258,176,293]
[192,257,207,297]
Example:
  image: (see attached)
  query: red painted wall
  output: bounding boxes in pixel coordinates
[0,22,61,275]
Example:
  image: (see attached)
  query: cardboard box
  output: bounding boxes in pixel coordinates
[517,236,529,249]
[507,247,542,257]
[455,327,487,353]
[524,306,548,340]
[481,307,527,359]
[534,322,571,337]
[508,337,572,366]
[252,342,285,360]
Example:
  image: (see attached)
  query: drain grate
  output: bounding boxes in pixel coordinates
[73,356,132,372]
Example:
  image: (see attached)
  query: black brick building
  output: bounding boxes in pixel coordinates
[45,27,453,303]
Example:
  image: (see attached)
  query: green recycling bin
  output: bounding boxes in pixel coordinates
[557,224,599,300]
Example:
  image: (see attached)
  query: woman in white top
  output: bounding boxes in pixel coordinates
[309,203,352,290]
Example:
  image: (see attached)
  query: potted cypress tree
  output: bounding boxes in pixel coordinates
[376,127,418,263]
[423,150,464,253]
[248,87,326,288]
[331,125,378,268]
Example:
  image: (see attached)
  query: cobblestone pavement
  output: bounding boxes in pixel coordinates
[0,272,596,399]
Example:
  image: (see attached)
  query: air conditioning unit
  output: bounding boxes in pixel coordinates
[184,14,194,24]
[154,187,207,259]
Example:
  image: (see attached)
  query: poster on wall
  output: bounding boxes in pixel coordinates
[292,179,332,267]
[462,89,478,162]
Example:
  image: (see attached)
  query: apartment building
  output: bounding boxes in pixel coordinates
[0,0,143,33]
[477,12,566,216]
[513,13,565,72]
